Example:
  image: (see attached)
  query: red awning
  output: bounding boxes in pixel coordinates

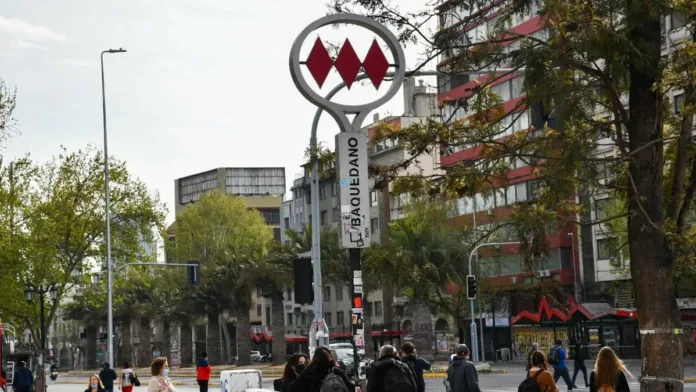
[285,334,309,343]
[330,332,352,339]
[511,296,569,325]
[371,330,408,337]
[568,296,639,321]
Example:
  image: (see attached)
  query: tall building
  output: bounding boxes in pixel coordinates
[435,1,695,360]
[281,78,445,353]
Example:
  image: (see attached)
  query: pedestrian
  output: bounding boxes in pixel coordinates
[550,340,573,390]
[521,351,559,392]
[196,352,212,392]
[13,361,33,392]
[527,343,540,371]
[86,375,107,392]
[289,346,352,392]
[100,362,118,392]
[366,345,417,392]
[572,342,589,388]
[400,342,431,392]
[274,353,308,392]
[119,362,137,392]
[148,357,177,392]
[447,344,482,392]
[589,347,632,392]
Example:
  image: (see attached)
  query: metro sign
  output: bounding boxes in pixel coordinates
[304,37,391,89]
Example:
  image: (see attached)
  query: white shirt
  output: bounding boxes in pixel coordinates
[122,369,133,387]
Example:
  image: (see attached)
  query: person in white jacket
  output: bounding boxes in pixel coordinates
[148,357,177,392]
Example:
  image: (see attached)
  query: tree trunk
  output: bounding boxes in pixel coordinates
[121,318,133,366]
[271,291,286,365]
[382,283,395,326]
[162,320,172,361]
[235,303,252,366]
[626,3,683,392]
[206,311,222,365]
[180,319,193,368]
[411,301,434,360]
[85,326,98,369]
[138,317,152,366]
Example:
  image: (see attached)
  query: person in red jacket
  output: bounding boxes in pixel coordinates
[196,352,212,392]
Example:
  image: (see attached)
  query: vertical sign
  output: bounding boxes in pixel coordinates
[336,132,371,248]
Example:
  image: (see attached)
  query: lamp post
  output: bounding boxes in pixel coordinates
[101,47,126,368]
[25,283,58,392]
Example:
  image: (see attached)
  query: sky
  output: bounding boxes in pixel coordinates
[0,0,436,224]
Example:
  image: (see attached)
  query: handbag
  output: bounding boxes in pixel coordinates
[130,373,141,387]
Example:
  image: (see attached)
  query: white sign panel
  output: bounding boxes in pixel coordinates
[336,132,371,248]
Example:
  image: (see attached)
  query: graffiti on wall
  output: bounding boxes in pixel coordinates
[410,323,433,352]
[512,328,569,359]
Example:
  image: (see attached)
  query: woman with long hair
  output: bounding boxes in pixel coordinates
[85,375,107,392]
[290,347,353,392]
[589,347,632,392]
[274,353,308,391]
[527,350,559,392]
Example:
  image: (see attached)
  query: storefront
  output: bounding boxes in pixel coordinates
[511,296,571,359]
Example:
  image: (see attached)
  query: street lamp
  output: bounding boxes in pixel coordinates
[101,47,126,367]
[25,283,58,392]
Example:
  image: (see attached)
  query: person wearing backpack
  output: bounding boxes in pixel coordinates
[400,342,430,392]
[589,347,632,392]
[366,345,417,392]
[290,346,353,392]
[447,344,482,392]
[550,340,573,391]
[522,351,559,392]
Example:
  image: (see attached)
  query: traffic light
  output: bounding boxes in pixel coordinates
[187,261,200,285]
[466,275,477,299]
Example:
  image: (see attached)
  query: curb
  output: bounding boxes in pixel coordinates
[55,382,192,386]
[423,369,507,378]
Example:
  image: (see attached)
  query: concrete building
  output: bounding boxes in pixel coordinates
[281,77,442,348]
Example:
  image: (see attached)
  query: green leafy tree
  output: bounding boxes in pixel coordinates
[333,0,696,387]
[1,145,165,352]
[172,190,274,365]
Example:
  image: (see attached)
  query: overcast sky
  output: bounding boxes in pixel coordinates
[0,0,436,224]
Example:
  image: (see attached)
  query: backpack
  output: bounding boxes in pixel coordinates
[320,368,349,392]
[518,369,543,392]
[548,348,560,365]
[383,361,415,392]
[401,357,423,390]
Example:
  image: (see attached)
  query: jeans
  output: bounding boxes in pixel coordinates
[572,363,588,386]
[554,367,573,390]
[197,380,209,392]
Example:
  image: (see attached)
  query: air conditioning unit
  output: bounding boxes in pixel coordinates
[536,270,551,278]
[510,277,519,284]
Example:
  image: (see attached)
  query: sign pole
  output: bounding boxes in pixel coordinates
[290,14,406,386]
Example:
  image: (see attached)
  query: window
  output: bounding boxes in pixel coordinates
[515,182,528,202]
[332,182,337,196]
[284,217,290,229]
[375,301,383,317]
[337,311,345,326]
[301,313,307,325]
[324,312,332,326]
[323,286,331,301]
[320,185,327,200]
[371,218,378,234]
[321,210,327,225]
[286,289,293,301]
[671,12,687,30]
[675,94,684,114]
[258,208,281,225]
[336,286,343,300]
[256,304,262,317]
[266,306,271,326]
[594,198,610,221]
[333,208,340,222]
[597,238,618,260]
[527,180,545,199]
[256,288,261,298]
[287,313,294,326]
[371,191,378,207]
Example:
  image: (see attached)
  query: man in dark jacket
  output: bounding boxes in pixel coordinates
[447,344,481,392]
[99,363,118,392]
[13,361,33,392]
[400,342,430,392]
[367,345,417,392]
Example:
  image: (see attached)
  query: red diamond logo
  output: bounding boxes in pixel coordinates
[362,39,390,89]
[305,37,333,88]
[334,39,362,89]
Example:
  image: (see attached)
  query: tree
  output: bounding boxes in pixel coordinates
[0,78,17,150]
[172,190,274,365]
[333,0,695,388]
[0,145,165,351]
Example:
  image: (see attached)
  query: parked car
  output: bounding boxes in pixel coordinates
[331,348,360,379]
[329,343,365,359]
